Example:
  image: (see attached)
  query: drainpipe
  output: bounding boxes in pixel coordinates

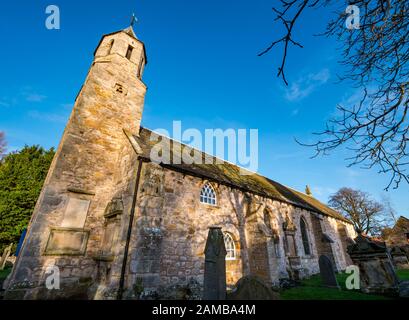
[117,158,143,300]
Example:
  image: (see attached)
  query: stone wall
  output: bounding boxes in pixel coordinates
[122,161,355,297]
[6,147,355,300]
[310,214,336,269]
[322,216,356,271]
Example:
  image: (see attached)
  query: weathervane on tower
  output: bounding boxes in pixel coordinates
[130,12,138,28]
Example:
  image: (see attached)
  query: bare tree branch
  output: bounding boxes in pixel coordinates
[259,0,312,85]
[262,0,409,189]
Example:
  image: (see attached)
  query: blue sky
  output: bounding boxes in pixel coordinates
[0,0,408,219]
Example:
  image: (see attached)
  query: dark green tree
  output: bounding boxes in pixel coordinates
[0,145,55,253]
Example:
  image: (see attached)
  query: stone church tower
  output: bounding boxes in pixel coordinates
[6,25,147,299]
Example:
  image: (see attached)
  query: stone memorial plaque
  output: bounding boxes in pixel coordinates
[44,227,89,255]
[61,197,90,228]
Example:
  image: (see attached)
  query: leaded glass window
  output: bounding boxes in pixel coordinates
[223,232,236,260]
[200,183,217,206]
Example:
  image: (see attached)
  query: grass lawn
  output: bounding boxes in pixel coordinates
[0,267,12,282]
[396,269,409,281]
[280,269,409,300]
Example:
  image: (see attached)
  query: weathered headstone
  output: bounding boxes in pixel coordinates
[227,275,280,300]
[347,232,399,296]
[203,227,227,300]
[0,243,13,271]
[318,255,340,289]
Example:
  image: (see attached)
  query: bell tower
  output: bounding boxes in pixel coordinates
[91,25,147,133]
[6,24,148,299]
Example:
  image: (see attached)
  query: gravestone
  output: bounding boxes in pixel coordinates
[227,275,280,300]
[203,227,227,300]
[318,255,340,289]
[0,243,13,271]
[347,232,399,296]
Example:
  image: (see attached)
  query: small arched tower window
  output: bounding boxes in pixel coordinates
[300,217,311,255]
[200,183,217,206]
[223,232,236,260]
[108,39,115,55]
[126,45,134,60]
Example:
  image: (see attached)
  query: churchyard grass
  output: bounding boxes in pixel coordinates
[280,272,397,300]
[396,269,409,281]
[280,285,388,300]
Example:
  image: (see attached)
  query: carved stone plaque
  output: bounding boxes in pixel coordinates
[61,197,90,228]
[44,227,89,255]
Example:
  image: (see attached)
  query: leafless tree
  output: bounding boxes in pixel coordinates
[0,131,6,158]
[329,187,387,235]
[259,0,409,190]
[380,193,398,225]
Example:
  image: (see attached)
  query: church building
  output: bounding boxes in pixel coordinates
[5,24,356,300]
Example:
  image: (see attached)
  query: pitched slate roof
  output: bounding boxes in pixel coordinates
[131,127,352,224]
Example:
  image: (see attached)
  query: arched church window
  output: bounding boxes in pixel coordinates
[200,183,217,206]
[223,232,236,260]
[300,217,311,255]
